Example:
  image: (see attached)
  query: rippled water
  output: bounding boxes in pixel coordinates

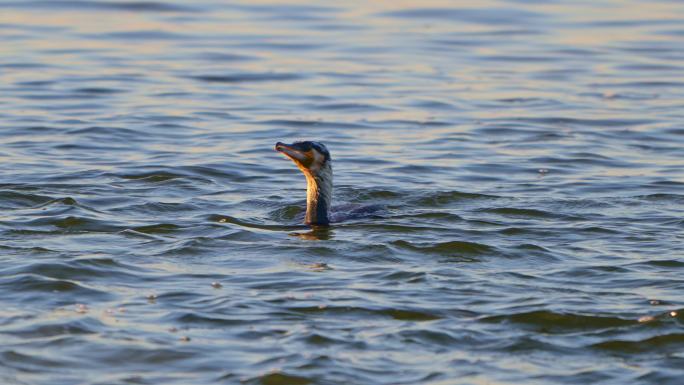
[1,0,684,383]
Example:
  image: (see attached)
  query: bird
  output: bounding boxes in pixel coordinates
[275,141,333,226]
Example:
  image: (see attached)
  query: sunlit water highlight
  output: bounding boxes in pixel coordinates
[1,0,684,384]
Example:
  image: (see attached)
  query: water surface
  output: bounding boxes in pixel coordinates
[1,0,684,384]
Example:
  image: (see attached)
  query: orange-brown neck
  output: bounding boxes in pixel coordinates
[303,163,332,226]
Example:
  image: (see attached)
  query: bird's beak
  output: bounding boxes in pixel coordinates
[275,142,308,164]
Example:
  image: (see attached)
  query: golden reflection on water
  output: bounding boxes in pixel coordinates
[2,0,682,142]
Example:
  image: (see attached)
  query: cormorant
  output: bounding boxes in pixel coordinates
[275,141,332,226]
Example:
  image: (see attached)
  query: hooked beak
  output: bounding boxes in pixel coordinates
[275,142,307,164]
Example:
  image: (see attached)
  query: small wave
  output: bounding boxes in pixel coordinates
[591,332,684,353]
[196,52,256,62]
[303,332,350,346]
[92,30,192,40]
[71,87,124,95]
[180,165,251,183]
[242,372,313,385]
[0,245,58,255]
[209,214,305,231]
[590,81,684,89]
[119,171,184,182]
[116,170,213,185]
[258,119,371,129]
[481,207,552,218]
[66,126,140,138]
[33,197,79,208]
[4,318,103,339]
[6,215,120,233]
[189,73,304,83]
[575,226,619,234]
[498,97,550,104]
[381,308,441,321]
[112,201,198,215]
[390,211,463,222]
[335,187,402,201]
[392,240,494,256]
[412,191,499,206]
[0,190,53,209]
[408,99,457,109]
[169,312,247,327]
[515,243,551,252]
[87,346,196,365]
[481,54,558,63]
[0,1,198,13]
[398,329,464,346]
[237,41,324,51]
[378,7,541,25]
[0,349,73,369]
[132,223,182,234]
[634,193,684,203]
[495,116,655,128]
[286,304,441,321]
[377,270,427,283]
[1,274,113,302]
[50,216,119,232]
[338,223,436,235]
[13,80,55,87]
[530,155,637,168]
[157,238,216,256]
[479,207,581,221]
[5,257,147,282]
[482,310,634,332]
[628,259,684,269]
[0,62,51,69]
[310,102,391,112]
[367,118,452,127]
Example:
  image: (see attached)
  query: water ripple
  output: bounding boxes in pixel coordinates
[1,0,683,383]
[0,1,199,13]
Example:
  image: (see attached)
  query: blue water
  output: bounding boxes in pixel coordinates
[1,1,683,384]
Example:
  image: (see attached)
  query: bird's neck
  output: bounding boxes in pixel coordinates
[304,164,332,226]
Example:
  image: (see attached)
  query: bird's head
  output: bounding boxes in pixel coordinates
[275,141,331,175]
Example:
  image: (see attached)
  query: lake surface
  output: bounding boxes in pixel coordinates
[1,0,684,384]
